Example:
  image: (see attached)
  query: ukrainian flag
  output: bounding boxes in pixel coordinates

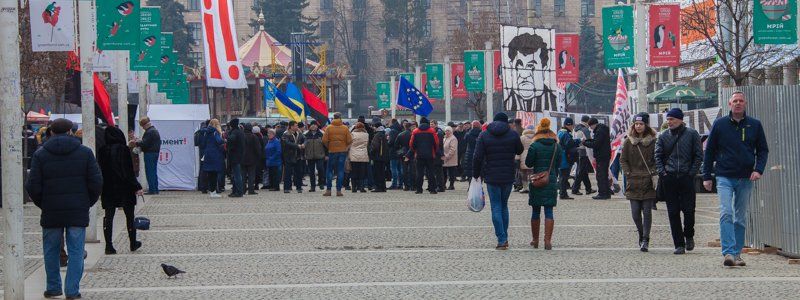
[275,82,306,122]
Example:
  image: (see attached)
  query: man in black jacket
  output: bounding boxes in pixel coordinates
[226,119,245,197]
[194,121,209,193]
[431,120,446,192]
[282,121,306,193]
[135,117,161,195]
[370,124,390,192]
[26,118,103,299]
[397,122,416,191]
[408,118,439,194]
[242,123,264,195]
[582,118,612,199]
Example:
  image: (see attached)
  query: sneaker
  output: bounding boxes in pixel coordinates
[209,192,222,198]
[673,247,686,255]
[44,291,63,298]
[735,256,747,267]
[560,195,574,200]
[723,254,736,266]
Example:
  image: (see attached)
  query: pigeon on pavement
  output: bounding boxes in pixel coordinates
[161,263,186,278]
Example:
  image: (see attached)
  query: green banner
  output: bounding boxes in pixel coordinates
[97,0,141,50]
[130,7,161,70]
[602,5,635,69]
[399,73,415,85]
[754,0,798,44]
[376,82,390,109]
[463,51,485,92]
[148,33,174,83]
[425,64,444,98]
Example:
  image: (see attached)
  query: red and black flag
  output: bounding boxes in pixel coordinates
[301,87,329,126]
[63,50,116,127]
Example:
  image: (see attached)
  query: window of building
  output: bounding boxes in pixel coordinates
[581,0,595,17]
[189,52,203,67]
[326,49,335,64]
[533,0,542,17]
[188,22,202,45]
[353,49,368,71]
[420,0,431,9]
[418,46,432,62]
[188,0,200,11]
[554,0,565,17]
[320,21,334,38]
[386,49,400,68]
[423,19,431,37]
[353,20,366,40]
[352,0,366,9]
[321,0,334,10]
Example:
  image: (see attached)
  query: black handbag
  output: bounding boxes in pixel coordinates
[134,217,150,230]
[656,131,684,201]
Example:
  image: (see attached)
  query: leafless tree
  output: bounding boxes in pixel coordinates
[330,0,379,109]
[446,11,499,120]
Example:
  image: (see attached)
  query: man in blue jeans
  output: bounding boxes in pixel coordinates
[26,118,103,299]
[135,117,161,194]
[703,91,769,267]
[472,112,524,250]
[322,114,353,196]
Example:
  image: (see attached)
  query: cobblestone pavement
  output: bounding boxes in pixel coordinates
[6,181,800,298]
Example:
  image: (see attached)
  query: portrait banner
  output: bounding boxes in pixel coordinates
[754,0,798,44]
[602,5,635,69]
[376,82,390,109]
[555,34,580,84]
[451,63,468,98]
[463,50,485,92]
[500,25,558,112]
[30,0,75,52]
[130,7,161,71]
[493,50,503,92]
[425,64,444,99]
[97,0,141,50]
[649,4,681,67]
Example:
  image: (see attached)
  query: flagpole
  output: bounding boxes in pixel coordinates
[414,65,421,123]
[117,52,129,139]
[346,79,352,119]
[78,0,99,242]
[484,41,494,120]
[634,2,649,114]
[444,56,452,123]
[390,75,397,119]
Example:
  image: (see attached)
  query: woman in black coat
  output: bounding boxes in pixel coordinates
[98,127,143,254]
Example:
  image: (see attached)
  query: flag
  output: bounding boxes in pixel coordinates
[301,87,329,125]
[609,69,630,165]
[275,83,306,122]
[263,80,278,109]
[63,50,115,127]
[397,76,433,117]
[93,73,116,127]
[201,0,246,88]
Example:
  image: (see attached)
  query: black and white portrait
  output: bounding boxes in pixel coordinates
[501,26,558,112]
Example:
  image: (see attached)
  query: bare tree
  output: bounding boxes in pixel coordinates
[446,11,499,120]
[330,0,379,111]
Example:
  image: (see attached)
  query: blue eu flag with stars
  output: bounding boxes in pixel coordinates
[397,76,433,117]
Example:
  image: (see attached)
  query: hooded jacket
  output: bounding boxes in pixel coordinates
[473,121,524,184]
[525,132,562,207]
[395,128,413,160]
[98,127,142,209]
[264,136,282,167]
[201,127,226,172]
[519,129,536,169]
[349,128,370,162]
[322,119,353,153]
[26,134,103,228]
[370,129,391,162]
[620,133,658,200]
[408,123,440,160]
[226,119,245,164]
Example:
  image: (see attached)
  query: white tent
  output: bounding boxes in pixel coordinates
[137,104,210,191]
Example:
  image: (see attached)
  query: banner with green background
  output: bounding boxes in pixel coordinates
[425,64,444,98]
[463,51,485,91]
[754,0,797,44]
[130,7,161,70]
[97,0,141,50]
[148,33,174,83]
[399,73,415,85]
[376,82,390,109]
[602,5,635,69]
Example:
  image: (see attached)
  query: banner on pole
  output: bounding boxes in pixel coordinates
[451,63,468,98]
[610,69,631,164]
[148,33,174,83]
[500,25,558,112]
[376,82,390,109]
[754,0,798,44]
[399,73,415,85]
[130,7,161,70]
[555,34,580,84]
[649,4,681,67]
[493,50,503,92]
[425,64,444,98]
[602,5,635,69]
[30,0,75,52]
[201,0,247,89]
[463,50,485,92]
[421,73,428,95]
[97,0,141,50]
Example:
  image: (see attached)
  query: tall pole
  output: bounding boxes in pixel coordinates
[0,0,25,298]
[414,65,422,123]
[347,79,352,119]
[444,56,452,123]
[527,0,535,26]
[484,41,494,120]
[390,75,397,119]
[79,0,99,242]
[137,72,148,190]
[634,2,649,114]
[117,52,129,139]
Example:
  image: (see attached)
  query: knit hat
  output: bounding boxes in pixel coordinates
[634,112,650,124]
[666,108,684,120]
[537,118,552,133]
[50,118,73,135]
[420,117,430,124]
[493,112,509,123]
[564,117,574,126]
[471,120,481,128]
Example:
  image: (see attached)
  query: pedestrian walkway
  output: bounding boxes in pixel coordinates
[5,184,800,298]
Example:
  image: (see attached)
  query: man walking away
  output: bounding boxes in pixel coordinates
[582,118,612,199]
[370,123,390,192]
[655,108,703,255]
[397,122,416,191]
[195,121,209,193]
[136,117,161,195]
[242,123,264,195]
[572,116,595,195]
[26,118,103,299]
[409,118,439,194]
[322,113,353,196]
[703,92,768,266]
[305,121,327,192]
[282,121,306,193]
[226,119,245,197]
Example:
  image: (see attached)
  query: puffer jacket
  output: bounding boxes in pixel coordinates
[442,135,459,167]
[369,130,391,162]
[264,137,282,167]
[525,134,562,207]
[584,123,611,159]
[322,119,352,153]
[654,124,703,177]
[408,123,440,160]
[349,129,370,162]
[462,128,481,173]
[518,129,536,169]
[304,129,326,160]
[473,121,524,184]
[620,133,657,200]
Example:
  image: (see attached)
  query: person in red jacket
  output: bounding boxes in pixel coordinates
[408,117,440,194]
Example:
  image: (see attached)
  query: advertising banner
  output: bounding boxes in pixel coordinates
[131,7,161,70]
[555,33,580,83]
[451,63,468,98]
[493,50,503,92]
[602,5,635,69]
[649,4,681,67]
[376,82,391,109]
[30,0,75,52]
[463,50,485,91]
[153,120,201,190]
[202,0,247,88]
[425,64,444,98]
[500,25,558,112]
[754,0,798,44]
[399,73,415,85]
[148,33,174,83]
[97,0,141,50]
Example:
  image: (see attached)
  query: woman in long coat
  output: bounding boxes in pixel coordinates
[525,118,562,250]
[442,127,459,190]
[349,123,370,192]
[202,119,226,198]
[620,112,658,252]
[461,121,482,181]
[98,126,143,254]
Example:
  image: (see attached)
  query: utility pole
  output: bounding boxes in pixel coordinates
[414,65,422,123]
[390,75,397,119]
[484,41,494,120]
[444,55,452,123]
[78,0,99,242]
[0,0,25,298]
[347,79,352,119]
[634,1,649,114]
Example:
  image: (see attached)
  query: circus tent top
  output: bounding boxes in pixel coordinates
[238,12,319,70]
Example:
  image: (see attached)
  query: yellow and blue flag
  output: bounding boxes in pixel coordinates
[275,82,306,122]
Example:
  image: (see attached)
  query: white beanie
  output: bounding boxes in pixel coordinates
[252,126,261,133]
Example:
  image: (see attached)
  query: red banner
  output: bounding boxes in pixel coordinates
[493,50,502,92]
[451,63,468,98]
[649,4,681,67]
[421,72,427,95]
[555,34,580,84]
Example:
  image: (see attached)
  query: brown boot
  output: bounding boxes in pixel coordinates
[530,219,540,248]
[323,190,331,197]
[544,219,555,250]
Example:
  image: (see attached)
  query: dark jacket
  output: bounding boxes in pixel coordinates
[655,124,703,177]
[98,127,142,209]
[525,136,562,207]
[194,126,207,154]
[583,123,611,159]
[137,126,161,153]
[370,130,391,162]
[26,135,103,228]
[462,128,481,174]
[395,129,413,160]
[201,127,226,172]
[242,131,264,167]
[264,137,282,167]
[226,126,245,165]
[304,130,326,160]
[388,124,404,160]
[702,113,769,180]
[557,128,579,169]
[455,129,467,162]
[574,123,591,157]
[281,130,306,164]
[473,121,524,184]
[408,123,440,160]
[620,134,657,200]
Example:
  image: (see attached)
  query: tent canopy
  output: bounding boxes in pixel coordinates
[238,12,319,70]
[647,85,715,103]
[147,104,210,121]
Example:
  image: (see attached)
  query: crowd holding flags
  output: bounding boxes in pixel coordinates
[263,80,330,125]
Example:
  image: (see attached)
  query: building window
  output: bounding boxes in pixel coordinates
[533,0,542,17]
[418,46,432,62]
[353,20,366,40]
[423,19,431,37]
[188,22,202,45]
[320,21,334,38]
[321,0,333,10]
[352,0,366,9]
[189,52,203,67]
[420,0,431,9]
[581,0,595,17]
[188,0,200,11]
[352,49,368,71]
[386,49,400,68]
[325,49,335,64]
[554,0,565,17]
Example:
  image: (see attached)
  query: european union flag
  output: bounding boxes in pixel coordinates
[397,76,433,117]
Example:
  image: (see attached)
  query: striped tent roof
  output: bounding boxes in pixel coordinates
[238,30,319,69]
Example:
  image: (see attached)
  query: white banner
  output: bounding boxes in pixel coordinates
[201,0,246,89]
[30,0,75,52]
[152,120,201,190]
[128,70,140,93]
[94,49,114,73]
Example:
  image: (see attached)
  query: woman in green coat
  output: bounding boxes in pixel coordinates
[620,112,658,252]
[525,118,563,250]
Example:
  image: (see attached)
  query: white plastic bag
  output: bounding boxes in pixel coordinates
[467,178,486,212]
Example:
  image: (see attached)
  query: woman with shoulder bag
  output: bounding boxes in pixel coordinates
[525,118,563,250]
[620,112,658,252]
[98,127,144,254]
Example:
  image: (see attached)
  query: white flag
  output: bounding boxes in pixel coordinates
[30,0,75,52]
[610,69,631,164]
[201,0,247,89]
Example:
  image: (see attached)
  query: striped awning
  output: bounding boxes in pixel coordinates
[238,30,319,69]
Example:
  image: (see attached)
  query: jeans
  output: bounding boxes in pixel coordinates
[630,199,654,239]
[531,206,554,220]
[143,152,159,193]
[487,184,512,245]
[326,152,347,191]
[403,159,416,190]
[559,167,572,196]
[307,159,326,189]
[717,176,753,256]
[43,227,85,297]
[663,174,696,248]
[230,163,244,195]
[390,159,403,188]
[284,161,305,191]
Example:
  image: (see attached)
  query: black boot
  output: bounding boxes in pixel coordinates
[103,217,116,255]
[640,238,650,252]
[128,229,142,252]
